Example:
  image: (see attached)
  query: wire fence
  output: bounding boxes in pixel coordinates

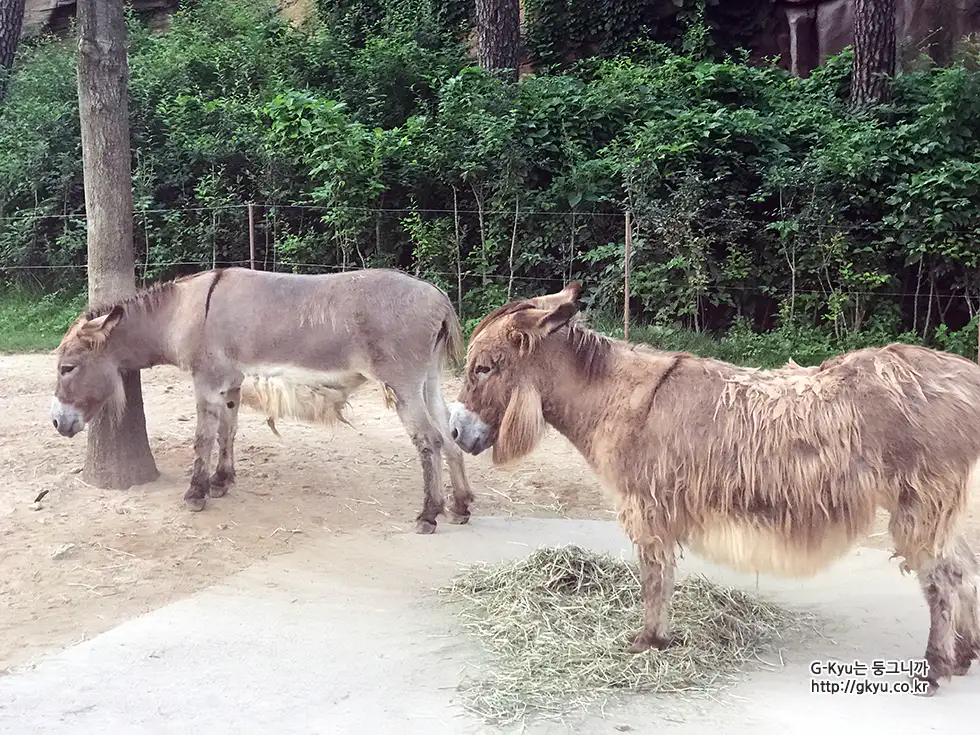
[1,202,622,301]
[3,201,980,350]
[5,200,980,235]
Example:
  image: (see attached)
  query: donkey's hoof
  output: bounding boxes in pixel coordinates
[913,676,939,697]
[448,509,471,525]
[628,630,673,654]
[185,496,207,512]
[953,647,978,676]
[208,471,235,497]
[415,518,438,534]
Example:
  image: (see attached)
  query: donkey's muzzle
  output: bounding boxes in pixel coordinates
[448,401,491,456]
[51,397,85,438]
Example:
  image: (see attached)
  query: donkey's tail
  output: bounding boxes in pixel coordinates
[239,374,354,437]
[437,300,466,373]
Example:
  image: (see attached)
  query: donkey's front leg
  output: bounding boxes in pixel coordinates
[209,386,241,498]
[629,545,677,653]
[184,382,223,512]
[392,385,446,534]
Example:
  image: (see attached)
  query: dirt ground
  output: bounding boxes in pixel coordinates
[3,352,980,675]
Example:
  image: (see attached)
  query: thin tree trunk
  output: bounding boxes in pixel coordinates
[851,0,897,108]
[0,0,26,100]
[940,293,955,323]
[924,269,935,337]
[77,0,159,489]
[779,191,796,325]
[472,184,487,286]
[452,185,463,319]
[374,191,384,262]
[507,197,519,300]
[264,203,270,270]
[567,211,576,284]
[781,239,797,325]
[475,0,521,81]
[913,256,923,337]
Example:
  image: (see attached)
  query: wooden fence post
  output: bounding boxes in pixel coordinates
[248,203,256,270]
[624,210,632,341]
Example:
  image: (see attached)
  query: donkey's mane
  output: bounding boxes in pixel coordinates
[82,271,210,320]
[564,316,614,380]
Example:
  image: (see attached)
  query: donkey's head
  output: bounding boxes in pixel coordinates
[448,282,581,465]
[50,305,126,437]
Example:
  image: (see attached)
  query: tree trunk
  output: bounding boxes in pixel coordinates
[0,0,26,100]
[851,0,897,108]
[77,0,159,489]
[475,0,521,81]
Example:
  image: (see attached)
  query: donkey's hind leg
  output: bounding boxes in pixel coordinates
[950,537,980,676]
[915,549,972,694]
[423,367,474,524]
[392,382,446,534]
[209,385,242,498]
[890,502,973,695]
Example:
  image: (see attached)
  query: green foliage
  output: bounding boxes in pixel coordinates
[3,0,980,357]
[0,287,86,353]
[521,0,776,70]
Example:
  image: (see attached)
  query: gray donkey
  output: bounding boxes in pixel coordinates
[50,267,475,533]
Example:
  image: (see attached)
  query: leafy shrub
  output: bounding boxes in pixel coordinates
[2,0,980,360]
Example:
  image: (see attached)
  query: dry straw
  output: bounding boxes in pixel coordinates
[440,544,818,725]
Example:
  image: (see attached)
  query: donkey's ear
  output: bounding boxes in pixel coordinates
[528,281,582,311]
[535,300,579,336]
[79,305,124,345]
[514,299,579,340]
[84,305,124,333]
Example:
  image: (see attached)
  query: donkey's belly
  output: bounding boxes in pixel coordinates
[685,518,858,579]
[243,363,369,392]
[237,364,372,430]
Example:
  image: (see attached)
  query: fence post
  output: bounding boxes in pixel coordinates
[248,203,256,270]
[624,210,632,341]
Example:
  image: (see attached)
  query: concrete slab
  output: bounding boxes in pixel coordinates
[0,517,976,734]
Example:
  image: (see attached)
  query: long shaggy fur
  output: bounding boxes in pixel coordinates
[608,343,980,576]
[101,371,127,427]
[239,375,354,435]
[467,305,980,577]
[493,383,546,466]
[457,288,980,689]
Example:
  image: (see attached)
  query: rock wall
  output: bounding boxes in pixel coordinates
[22,0,178,36]
[20,0,980,77]
[20,0,316,37]
[761,0,980,77]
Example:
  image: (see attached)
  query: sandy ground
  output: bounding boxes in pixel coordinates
[3,351,980,675]
[0,353,607,672]
[5,518,978,735]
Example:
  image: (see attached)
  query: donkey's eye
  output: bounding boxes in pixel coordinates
[60,365,76,376]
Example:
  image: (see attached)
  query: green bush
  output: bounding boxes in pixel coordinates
[0,286,86,353]
[3,0,980,360]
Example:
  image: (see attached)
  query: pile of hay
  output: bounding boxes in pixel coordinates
[440,545,816,725]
